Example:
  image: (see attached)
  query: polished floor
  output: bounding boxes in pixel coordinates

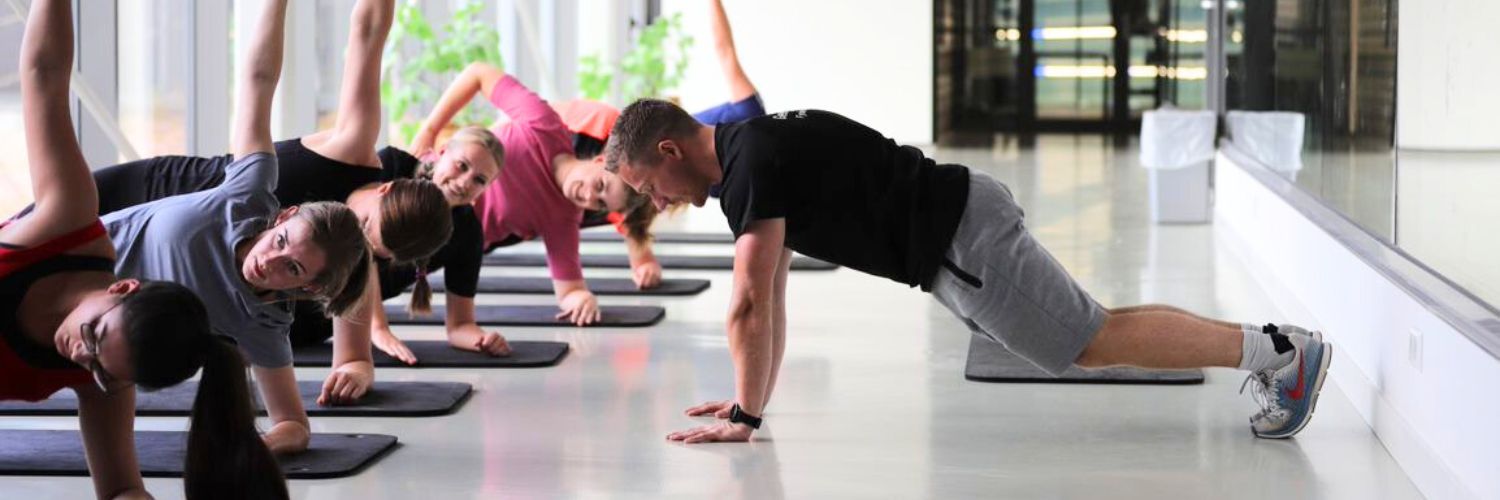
[3,136,1423,499]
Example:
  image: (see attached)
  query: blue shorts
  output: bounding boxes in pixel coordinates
[693,93,766,125]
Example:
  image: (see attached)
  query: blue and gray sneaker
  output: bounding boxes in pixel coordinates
[1240,331,1333,439]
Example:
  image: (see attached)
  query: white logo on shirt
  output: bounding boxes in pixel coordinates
[772,110,810,120]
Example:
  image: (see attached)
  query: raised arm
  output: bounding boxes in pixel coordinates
[708,0,756,101]
[310,0,394,163]
[411,62,505,155]
[13,0,97,242]
[231,0,289,159]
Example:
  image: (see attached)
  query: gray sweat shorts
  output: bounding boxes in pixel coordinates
[931,171,1108,376]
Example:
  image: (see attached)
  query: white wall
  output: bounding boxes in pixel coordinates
[1395,151,1500,308]
[659,0,933,144]
[1396,0,1500,150]
[1216,152,1500,500]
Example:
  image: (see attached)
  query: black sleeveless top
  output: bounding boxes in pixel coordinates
[0,254,116,369]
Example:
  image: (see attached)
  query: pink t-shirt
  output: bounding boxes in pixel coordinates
[472,76,584,281]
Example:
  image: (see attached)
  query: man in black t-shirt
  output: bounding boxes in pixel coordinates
[604,99,1333,444]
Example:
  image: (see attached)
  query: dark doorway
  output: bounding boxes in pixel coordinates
[935,0,1209,145]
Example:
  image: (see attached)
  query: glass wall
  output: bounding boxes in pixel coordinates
[935,0,1213,143]
[1033,0,1115,120]
[1221,0,1500,310]
[1223,0,1399,242]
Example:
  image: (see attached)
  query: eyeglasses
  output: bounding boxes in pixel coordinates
[80,301,128,394]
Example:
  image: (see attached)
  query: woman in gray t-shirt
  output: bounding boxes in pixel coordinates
[101,0,372,456]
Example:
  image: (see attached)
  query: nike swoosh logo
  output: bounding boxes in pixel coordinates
[1285,350,1308,401]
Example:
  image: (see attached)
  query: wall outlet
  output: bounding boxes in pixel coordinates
[1408,328,1424,372]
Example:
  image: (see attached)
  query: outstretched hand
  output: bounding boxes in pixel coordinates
[372,327,417,365]
[556,290,602,326]
[475,331,512,356]
[317,365,372,406]
[632,259,663,289]
[667,420,754,444]
[684,400,735,419]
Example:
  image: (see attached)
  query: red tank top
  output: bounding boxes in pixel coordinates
[0,220,106,401]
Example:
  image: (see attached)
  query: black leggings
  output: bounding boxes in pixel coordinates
[98,155,231,213]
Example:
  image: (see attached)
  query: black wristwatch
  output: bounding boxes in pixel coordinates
[728,403,763,429]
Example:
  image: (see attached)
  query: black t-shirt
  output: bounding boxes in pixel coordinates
[715,110,969,290]
[373,147,484,299]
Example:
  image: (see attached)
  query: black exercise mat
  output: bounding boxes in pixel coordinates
[580,231,736,244]
[0,381,471,417]
[0,430,397,479]
[430,276,710,296]
[483,252,838,270]
[293,340,569,368]
[384,304,664,327]
[964,336,1204,384]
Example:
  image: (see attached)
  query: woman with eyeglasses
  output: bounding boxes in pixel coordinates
[0,1,287,498]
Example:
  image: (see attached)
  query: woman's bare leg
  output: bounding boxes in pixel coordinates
[708,0,757,101]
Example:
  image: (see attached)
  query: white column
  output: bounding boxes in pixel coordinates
[74,0,118,167]
[495,0,522,83]
[553,0,577,100]
[192,0,231,155]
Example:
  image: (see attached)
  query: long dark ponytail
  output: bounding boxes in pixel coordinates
[121,281,288,499]
[184,340,288,500]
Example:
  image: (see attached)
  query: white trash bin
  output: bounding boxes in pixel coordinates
[1141,108,1216,224]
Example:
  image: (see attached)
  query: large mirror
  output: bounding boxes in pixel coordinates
[1216,0,1500,310]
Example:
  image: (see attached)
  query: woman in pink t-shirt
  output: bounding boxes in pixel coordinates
[411,64,603,325]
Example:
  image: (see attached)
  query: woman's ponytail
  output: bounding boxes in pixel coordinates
[183,340,288,500]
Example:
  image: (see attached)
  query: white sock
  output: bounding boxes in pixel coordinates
[1238,329,1295,372]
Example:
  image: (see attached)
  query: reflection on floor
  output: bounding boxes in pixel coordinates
[5,135,1422,499]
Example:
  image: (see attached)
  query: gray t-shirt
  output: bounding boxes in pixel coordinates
[104,152,294,367]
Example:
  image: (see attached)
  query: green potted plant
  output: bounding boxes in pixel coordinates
[577,12,694,104]
[381,0,504,147]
